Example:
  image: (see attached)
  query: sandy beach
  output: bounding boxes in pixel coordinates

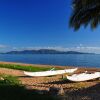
[0,62,100,99]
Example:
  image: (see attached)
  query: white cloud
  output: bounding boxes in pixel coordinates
[10,45,100,54]
[12,46,66,51]
[68,46,100,54]
[0,43,100,54]
[0,44,10,53]
[0,44,8,48]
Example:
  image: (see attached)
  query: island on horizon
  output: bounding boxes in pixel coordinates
[1,49,95,54]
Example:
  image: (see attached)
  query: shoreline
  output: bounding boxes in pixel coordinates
[0,61,100,73]
[0,61,100,68]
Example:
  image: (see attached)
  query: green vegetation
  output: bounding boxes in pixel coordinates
[0,74,57,100]
[0,74,21,86]
[0,64,60,72]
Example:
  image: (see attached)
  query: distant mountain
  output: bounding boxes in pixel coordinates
[3,49,95,54]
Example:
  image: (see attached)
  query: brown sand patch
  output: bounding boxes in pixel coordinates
[0,62,100,100]
[0,67,99,92]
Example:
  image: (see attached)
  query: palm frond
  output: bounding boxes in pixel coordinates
[70,0,100,30]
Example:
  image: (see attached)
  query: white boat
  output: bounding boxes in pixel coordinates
[67,72,100,82]
[24,68,77,77]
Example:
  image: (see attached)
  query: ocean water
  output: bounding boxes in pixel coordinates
[0,54,100,68]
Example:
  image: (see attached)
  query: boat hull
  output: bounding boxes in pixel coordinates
[24,68,77,77]
[67,72,100,82]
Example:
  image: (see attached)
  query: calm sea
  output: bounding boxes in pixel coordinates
[0,54,100,68]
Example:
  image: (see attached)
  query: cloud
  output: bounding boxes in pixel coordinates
[0,44,8,48]
[1,43,100,54]
[12,46,66,51]
[10,46,100,54]
[0,44,10,53]
[68,46,100,54]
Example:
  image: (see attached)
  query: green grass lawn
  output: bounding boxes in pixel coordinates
[0,64,60,72]
[0,75,58,100]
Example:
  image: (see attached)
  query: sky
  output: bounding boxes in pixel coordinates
[0,0,100,53]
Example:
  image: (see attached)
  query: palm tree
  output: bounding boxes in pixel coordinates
[70,0,100,30]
